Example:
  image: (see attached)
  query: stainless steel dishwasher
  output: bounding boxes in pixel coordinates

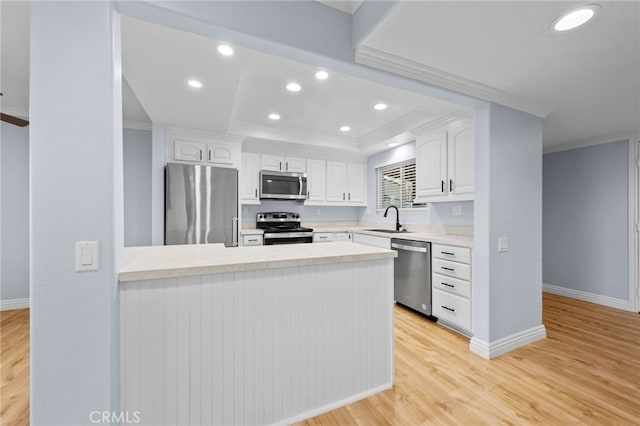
[391,239,432,316]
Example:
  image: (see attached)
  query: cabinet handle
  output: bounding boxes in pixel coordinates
[209,150,212,161]
[279,161,282,170]
[255,188,258,198]
[348,192,351,201]
[441,180,445,193]
[248,239,258,242]
[441,306,455,312]
[286,162,289,171]
[441,266,455,272]
[308,191,310,197]
[441,251,455,256]
[199,150,203,161]
[449,179,453,192]
[441,282,455,288]
[343,193,345,200]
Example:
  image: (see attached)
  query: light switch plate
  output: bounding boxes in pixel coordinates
[498,237,509,252]
[76,241,99,272]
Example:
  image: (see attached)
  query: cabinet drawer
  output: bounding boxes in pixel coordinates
[242,235,263,246]
[313,232,334,243]
[432,258,471,281]
[352,233,390,249]
[432,273,470,298]
[334,232,351,242]
[432,244,470,264]
[433,289,471,331]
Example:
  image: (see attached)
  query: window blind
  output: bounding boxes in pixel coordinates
[376,159,416,210]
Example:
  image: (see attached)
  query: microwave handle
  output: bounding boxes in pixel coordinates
[299,177,303,196]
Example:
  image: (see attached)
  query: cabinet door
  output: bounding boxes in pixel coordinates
[284,157,306,173]
[206,143,234,165]
[306,159,326,202]
[174,140,205,162]
[261,154,283,171]
[415,131,447,197]
[447,122,474,195]
[346,162,365,203]
[326,161,347,202]
[240,152,261,201]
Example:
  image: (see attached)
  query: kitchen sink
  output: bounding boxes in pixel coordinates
[365,228,409,233]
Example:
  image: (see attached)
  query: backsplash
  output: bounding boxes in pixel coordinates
[241,200,364,223]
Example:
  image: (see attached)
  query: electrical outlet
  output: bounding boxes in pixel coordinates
[452,205,462,216]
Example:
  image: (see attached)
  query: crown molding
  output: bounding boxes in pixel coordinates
[355,45,553,118]
[165,126,245,144]
[123,120,152,131]
[410,111,472,136]
[358,110,430,149]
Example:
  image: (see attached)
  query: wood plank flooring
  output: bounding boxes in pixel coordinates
[299,293,640,425]
[1,308,29,425]
[1,294,638,425]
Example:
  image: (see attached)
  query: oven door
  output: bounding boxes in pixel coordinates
[263,232,313,245]
[260,170,307,200]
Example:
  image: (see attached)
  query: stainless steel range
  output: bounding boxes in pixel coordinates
[257,212,313,245]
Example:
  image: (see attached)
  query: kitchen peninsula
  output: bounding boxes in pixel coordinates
[119,242,396,426]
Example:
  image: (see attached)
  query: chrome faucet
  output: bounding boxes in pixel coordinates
[383,205,402,232]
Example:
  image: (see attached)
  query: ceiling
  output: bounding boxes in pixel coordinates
[361,1,639,149]
[2,1,638,152]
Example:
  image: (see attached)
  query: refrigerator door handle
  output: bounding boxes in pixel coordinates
[232,216,239,247]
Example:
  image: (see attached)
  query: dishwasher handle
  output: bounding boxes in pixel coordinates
[391,242,428,253]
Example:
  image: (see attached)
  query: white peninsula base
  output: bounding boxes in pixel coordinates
[120,243,395,425]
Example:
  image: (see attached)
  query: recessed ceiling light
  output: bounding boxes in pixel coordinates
[315,70,329,80]
[340,126,351,132]
[374,103,388,110]
[217,44,234,56]
[188,79,202,88]
[552,4,601,32]
[286,82,302,92]
[388,143,399,147]
[268,113,281,120]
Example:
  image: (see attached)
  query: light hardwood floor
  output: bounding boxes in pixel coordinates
[1,294,639,425]
[1,308,29,425]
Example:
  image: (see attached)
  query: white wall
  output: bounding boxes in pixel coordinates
[123,128,152,246]
[543,140,629,301]
[0,122,29,304]
[30,2,122,423]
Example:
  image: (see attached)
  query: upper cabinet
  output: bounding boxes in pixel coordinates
[261,154,306,173]
[240,152,261,204]
[414,118,474,203]
[324,161,366,205]
[169,129,242,169]
[306,159,327,202]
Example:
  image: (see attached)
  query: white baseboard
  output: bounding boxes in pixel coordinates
[1,297,30,311]
[469,325,547,360]
[277,382,393,425]
[543,283,635,312]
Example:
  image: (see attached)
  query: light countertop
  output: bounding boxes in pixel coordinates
[349,229,473,248]
[120,241,396,282]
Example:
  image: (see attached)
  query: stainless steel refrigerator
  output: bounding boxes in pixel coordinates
[165,163,238,247]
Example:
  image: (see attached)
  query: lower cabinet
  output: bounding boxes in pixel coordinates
[431,243,472,335]
[352,233,390,249]
[313,232,352,243]
[241,234,263,246]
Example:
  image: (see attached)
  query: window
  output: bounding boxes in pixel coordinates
[376,159,417,210]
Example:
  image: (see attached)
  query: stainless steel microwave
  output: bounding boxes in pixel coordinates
[259,170,308,200]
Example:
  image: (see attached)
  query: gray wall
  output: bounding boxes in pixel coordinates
[543,140,629,300]
[1,122,30,301]
[243,201,362,224]
[123,128,152,246]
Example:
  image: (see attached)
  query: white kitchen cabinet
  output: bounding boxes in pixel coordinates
[326,161,366,205]
[174,140,206,162]
[261,154,306,172]
[306,159,326,202]
[174,139,240,167]
[241,234,263,246]
[313,231,352,243]
[414,119,474,202]
[431,243,472,335]
[334,232,352,242]
[240,152,261,203]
